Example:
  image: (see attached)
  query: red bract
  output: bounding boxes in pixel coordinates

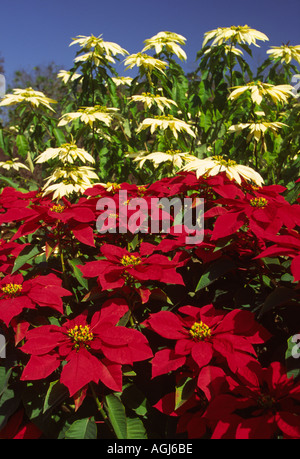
[154,365,236,438]
[206,361,300,439]
[210,192,299,240]
[0,239,27,274]
[144,304,270,377]
[0,273,72,326]
[11,196,96,247]
[0,408,42,439]
[20,298,153,397]
[256,229,300,282]
[79,243,186,290]
[0,187,38,225]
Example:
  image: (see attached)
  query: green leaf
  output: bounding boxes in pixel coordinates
[285,335,300,379]
[0,129,8,154]
[16,134,29,158]
[12,245,41,273]
[0,367,12,397]
[43,380,68,414]
[121,383,148,417]
[68,259,89,290]
[64,417,97,439]
[195,258,236,292]
[126,417,147,439]
[104,394,127,439]
[53,128,66,146]
[0,386,21,430]
[104,393,147,439]
[0,175,19,189]
[175,376,195,410]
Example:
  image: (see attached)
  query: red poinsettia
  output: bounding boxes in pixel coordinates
[0,408,42,439]
[0,273,72,326]
[209,191,300,240]
[144,304,270,378]
[154,365,236,438]
[11,196,96,247]
[255,229,300,282]
[20,298,153,397]
[0,187,38,225]
[79,243,186,290]
[0,239,27,275]
[206,361,300,439]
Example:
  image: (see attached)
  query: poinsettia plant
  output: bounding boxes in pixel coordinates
[0,26,299,439]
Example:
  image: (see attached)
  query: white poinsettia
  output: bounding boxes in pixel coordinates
[124,53,168,74]
[136,115,196,139]
[267,45,300,64]
[70,34,128,66]
[128,92,177,112]
[35,142,95,165]
[0,87,57,111]
[202,25,268,48]
[228,120,288,143]
[57,70,82,84]
[181,155,264,187]
[142,31,187,61]
[132,149,195,169]
[58,105,120,128]
[111,76,133,86]
[42,165,99,200]
[0,158,30,171]
[228,81,295,105]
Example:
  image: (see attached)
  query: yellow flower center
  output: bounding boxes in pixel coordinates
[106,182,121,192]
[50,204,65,213]
[137,185,147,197]
[212,155,237,167]
[1,283,23,297]
[189,321,211,341]
[67,325,94,350]
[120,255,142,267]
[250,197,268,208]
[154,114,174,120]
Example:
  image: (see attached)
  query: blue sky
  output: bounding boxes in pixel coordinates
[0,0,299,84]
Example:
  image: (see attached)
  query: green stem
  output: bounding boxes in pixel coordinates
[90,383,115,434]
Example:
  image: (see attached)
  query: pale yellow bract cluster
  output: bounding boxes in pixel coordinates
[267,45,300,64]
[58,106,120,129]
[228,120,288,144]
[228,81,295,105]
[57,70,82,84]
[70,34,129,66]
[181,155,264,187]
[0,158,30,172]
[128,92,178,112]
[202,25,269,48]
[0,87,57,111]
[136,115,196,140]
[142,31,187,61]
[131,150,195,170]
[124,53,168,74]
[35,142,98,200]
